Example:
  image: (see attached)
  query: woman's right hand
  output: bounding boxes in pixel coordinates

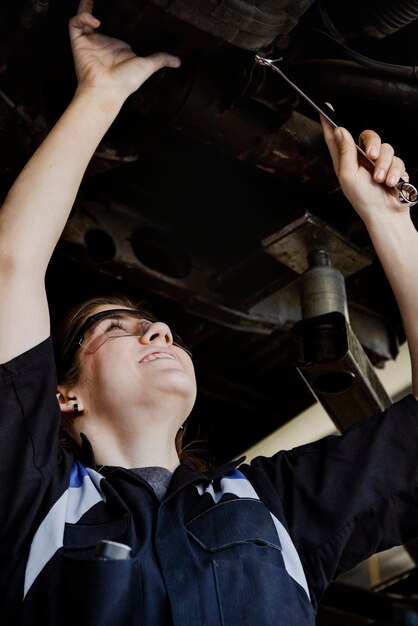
[69,0,181,101]
[321,117,409,228]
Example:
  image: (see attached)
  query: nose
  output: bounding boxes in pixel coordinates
[139,321,173,348]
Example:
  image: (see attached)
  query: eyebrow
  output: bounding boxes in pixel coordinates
[87,313,135,330]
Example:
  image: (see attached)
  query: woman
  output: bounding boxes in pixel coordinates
[1,1,418,625]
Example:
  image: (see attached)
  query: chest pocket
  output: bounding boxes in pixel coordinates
[186,498,282,552]
[186,499,314,626]
[63,512,130,552]
[61,513,141,626]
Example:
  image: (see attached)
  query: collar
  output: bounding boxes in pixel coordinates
[162,455,247,501]
[201,456,246,480]
[77,432,246,481]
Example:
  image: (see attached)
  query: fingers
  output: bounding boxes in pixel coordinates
[77,0,95,13]
[359,129,406,187]
[321,116,358,180]
[359,129,381,160]
[382,155,405,187]
[69,3,100,40]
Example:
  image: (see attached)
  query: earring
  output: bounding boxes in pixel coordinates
[73,402,80,416]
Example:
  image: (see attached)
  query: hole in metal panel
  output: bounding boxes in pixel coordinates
[130,227,192,279]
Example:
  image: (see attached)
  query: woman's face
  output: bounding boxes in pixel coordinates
[75,304,197,418]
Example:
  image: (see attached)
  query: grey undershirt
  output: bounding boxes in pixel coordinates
[130,466,173,501]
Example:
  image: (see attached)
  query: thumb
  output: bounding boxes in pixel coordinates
[141,52,181,75]
[112,52,181,98]
[127,52,181,88]
[333,126,359,179]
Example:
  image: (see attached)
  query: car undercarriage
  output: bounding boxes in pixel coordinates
[2,1,418,622]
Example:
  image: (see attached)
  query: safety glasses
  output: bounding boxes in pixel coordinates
[74,309,193,357]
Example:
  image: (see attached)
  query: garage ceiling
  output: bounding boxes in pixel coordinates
[2,1,418,621]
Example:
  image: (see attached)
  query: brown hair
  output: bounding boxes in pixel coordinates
[54,294,140,388]
[53,294,212,471]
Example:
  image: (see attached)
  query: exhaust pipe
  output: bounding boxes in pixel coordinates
[292,248,391,432]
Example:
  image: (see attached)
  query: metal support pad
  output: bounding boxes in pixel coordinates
[262,212,373,277]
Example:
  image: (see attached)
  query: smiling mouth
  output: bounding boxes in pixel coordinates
[139,352,176,364]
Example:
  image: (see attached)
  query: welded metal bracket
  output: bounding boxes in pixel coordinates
[261,211,373,277]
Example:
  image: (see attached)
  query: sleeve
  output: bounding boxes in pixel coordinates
[0,337,64,540]
[244,395,418,605]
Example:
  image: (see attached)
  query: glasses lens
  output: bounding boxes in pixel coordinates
[102,315,152,338]
[80,313,150,354]
[79,310,192,357]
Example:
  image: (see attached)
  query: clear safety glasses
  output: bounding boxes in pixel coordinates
[75,309,192,357]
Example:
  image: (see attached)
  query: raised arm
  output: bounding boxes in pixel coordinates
[0,0,180,363]
[322,120,418,398]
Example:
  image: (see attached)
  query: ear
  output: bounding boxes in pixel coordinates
[56,386,85,416]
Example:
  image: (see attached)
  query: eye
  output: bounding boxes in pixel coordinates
[106,319,128,333]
